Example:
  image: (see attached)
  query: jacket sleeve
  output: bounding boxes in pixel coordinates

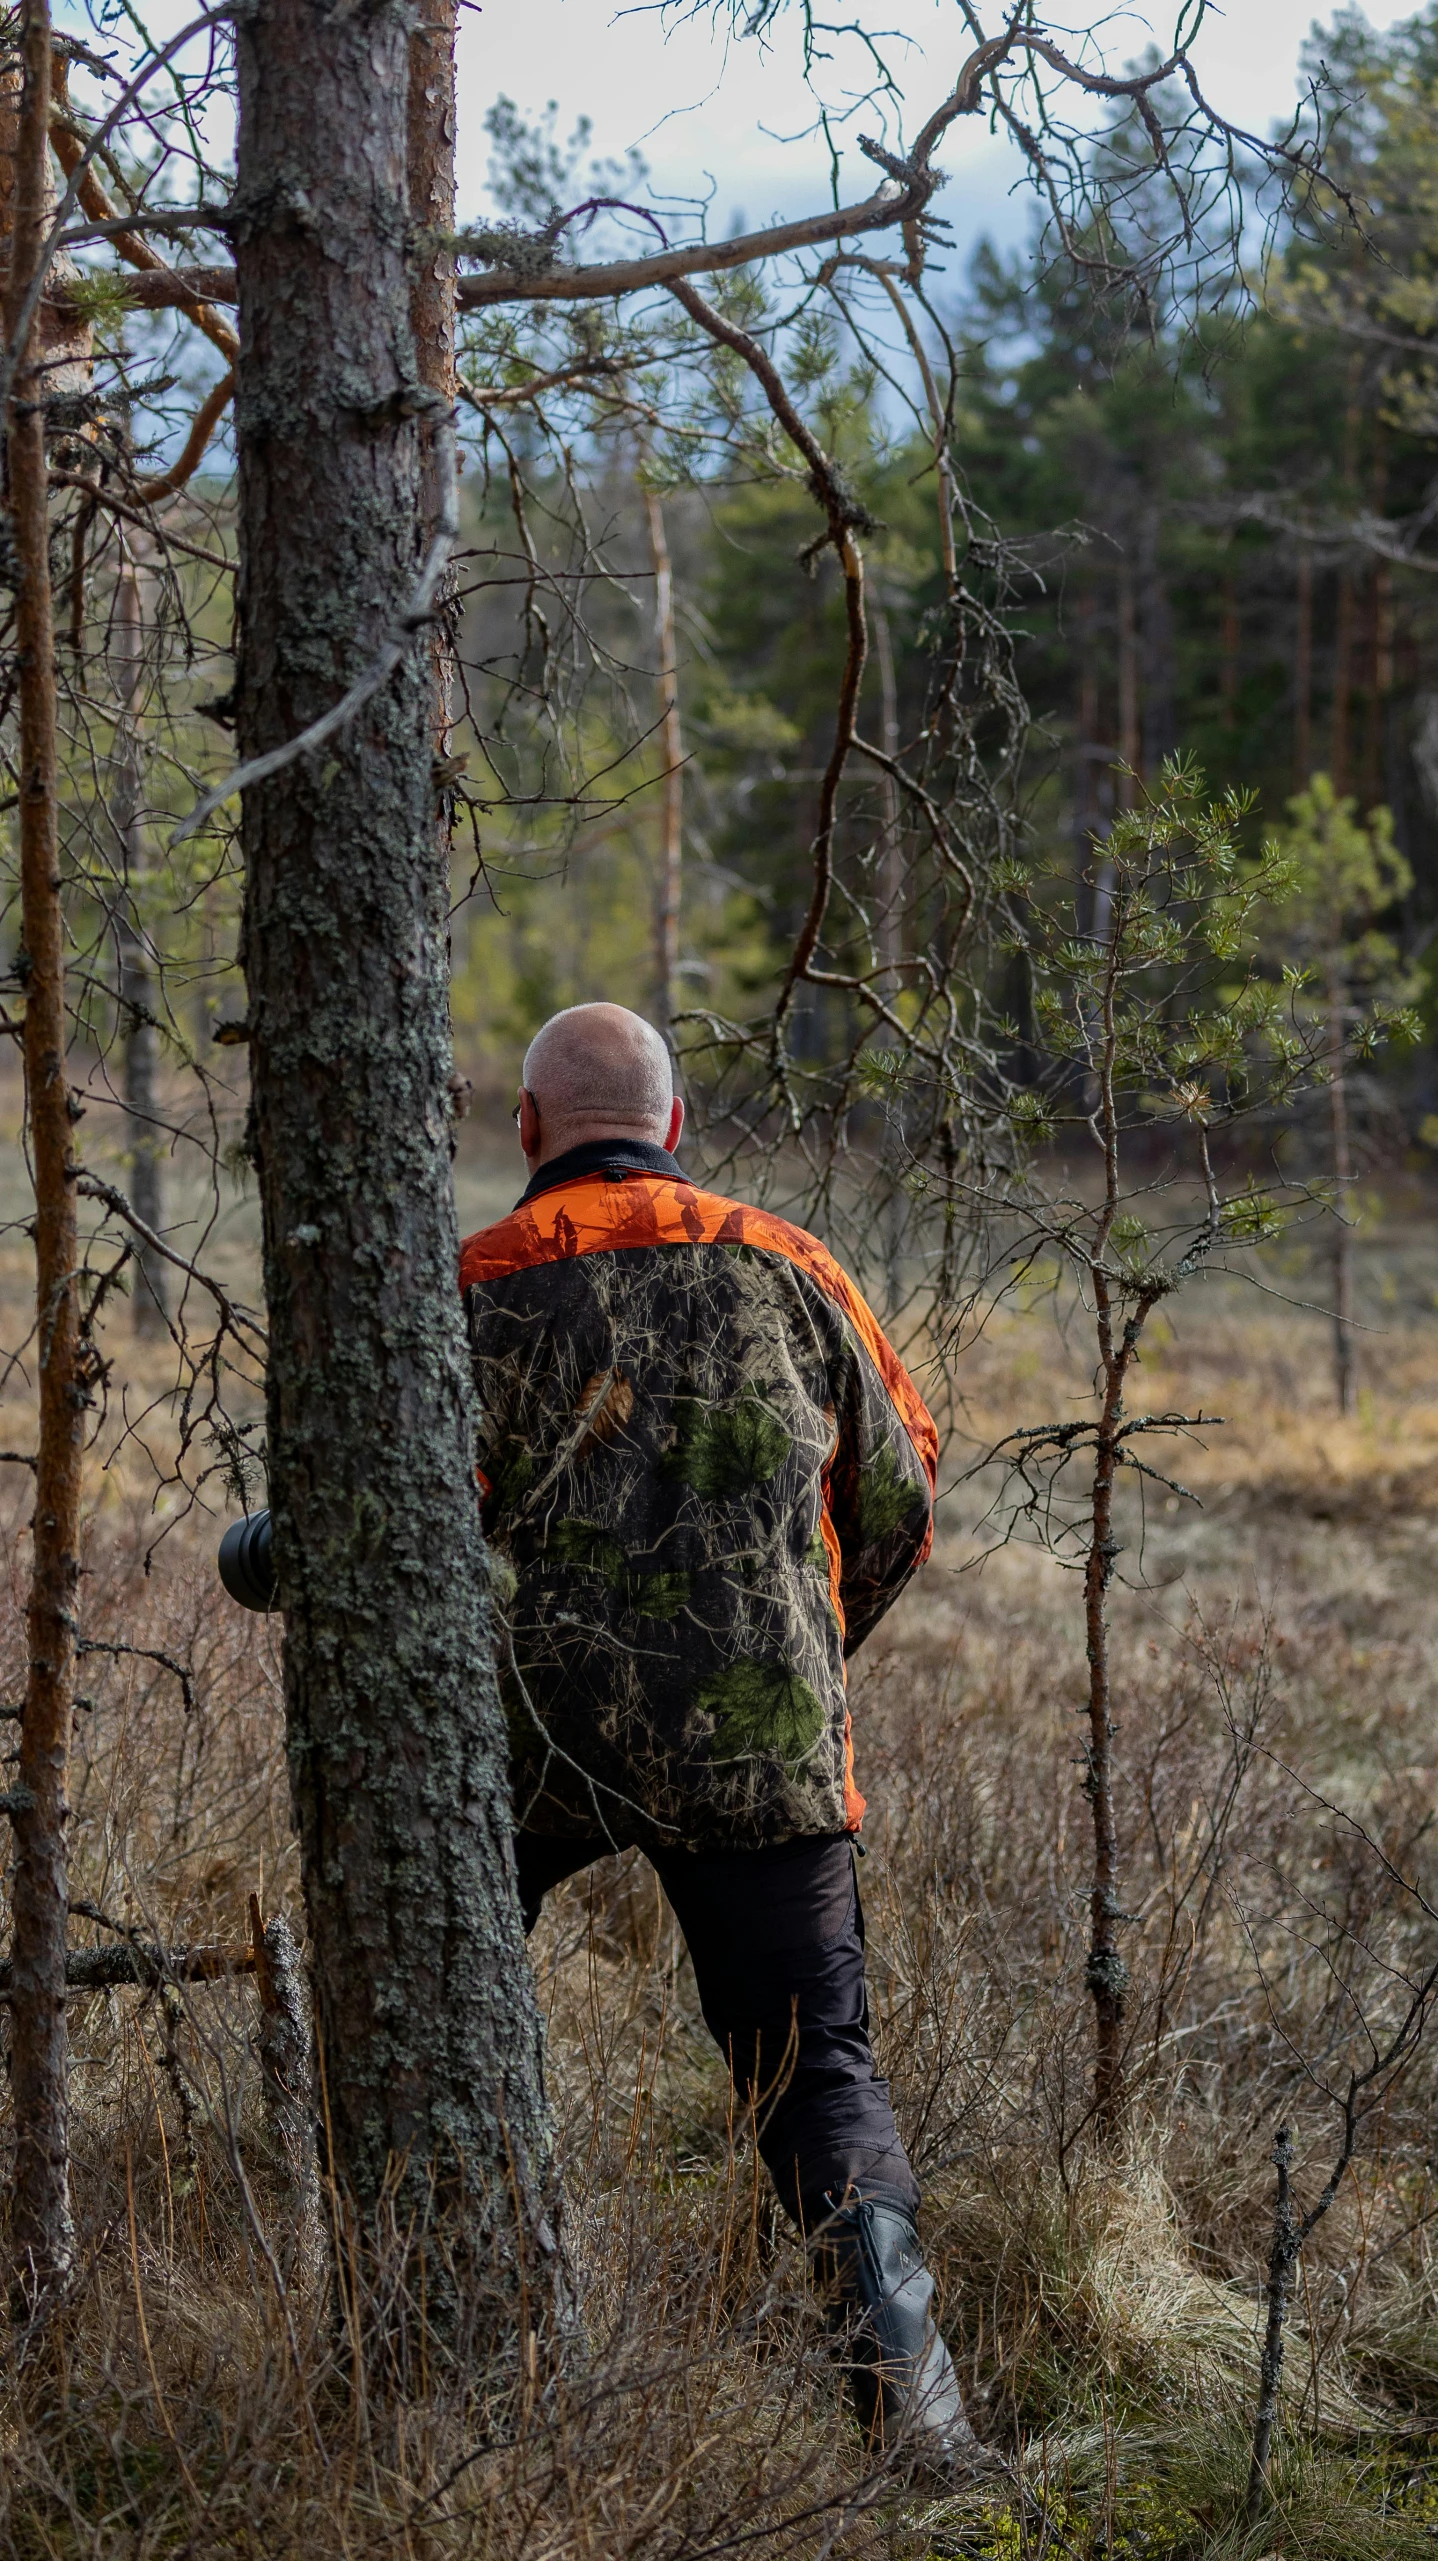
[825,1327,935,1656]
[463,1281,532,1538]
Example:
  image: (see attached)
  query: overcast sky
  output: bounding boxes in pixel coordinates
[458,0,1421,267]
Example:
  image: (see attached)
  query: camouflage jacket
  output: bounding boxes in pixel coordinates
[459,1146,937,1854]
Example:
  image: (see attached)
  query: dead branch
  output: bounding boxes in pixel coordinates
[49,54,238,363]
[133,366,235,501]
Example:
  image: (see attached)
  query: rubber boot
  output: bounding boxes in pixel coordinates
[813,2190,989,2481]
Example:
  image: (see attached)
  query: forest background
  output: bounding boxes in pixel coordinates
[8,2,1438,2558]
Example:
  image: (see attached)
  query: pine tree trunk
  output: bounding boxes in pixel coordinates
[5,0,81,2312]
[1293,545,1312,791]
[407,0,458,816]
[644,482,683,1031]
[232,0,556,2357]
[111,548,169,1337]
[1328,962,1355,1416]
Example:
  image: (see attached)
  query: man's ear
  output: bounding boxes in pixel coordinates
[665,1096,685,1153]
[518,1088,543,1162]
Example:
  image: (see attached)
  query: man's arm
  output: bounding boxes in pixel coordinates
[825,1331,935,1656]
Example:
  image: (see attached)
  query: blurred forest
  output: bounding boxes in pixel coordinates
[451,6,1438,1153]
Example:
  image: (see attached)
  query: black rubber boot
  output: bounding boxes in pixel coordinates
[813,2190,989,2480]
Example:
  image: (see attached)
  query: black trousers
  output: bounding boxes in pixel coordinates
[516,1829,920,2229]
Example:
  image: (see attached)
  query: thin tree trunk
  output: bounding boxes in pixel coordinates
[1328,959,1355,1416]
[233,0,556,2356]
[1085,891,1134,2137]
[871,595,902,994]
[871,593,904,1310]
[1294,545,1312,791]
[111,547,169,1336]
[1247,2127,1297,2519]
[1219,574,1238,733]
[1116,555,1139,810]
[1332,571,1355,798]
[1362,430,1390,812]
[1074,589,1100,933]
[1138,505,1174,774]
[6,0,81,2310]
[644,482,683,1032]
[1084,1377,1128,2131]
[1332,392,1361,799]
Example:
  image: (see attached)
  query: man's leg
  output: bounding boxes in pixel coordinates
[653,1832,916,2223]
[655,1832,984,2477]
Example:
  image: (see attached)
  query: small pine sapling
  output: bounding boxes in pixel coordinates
[974,761,1330,2137]
[1267,773,1417,1413]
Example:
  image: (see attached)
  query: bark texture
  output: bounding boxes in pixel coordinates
[1247,2126,1296,2519]
[643,483,683,1030]
[112,550,169,1335]
[232,0,555,2340]
[1327,960,1355,1415]
[407,0,457,807]
[5,0,81,2307]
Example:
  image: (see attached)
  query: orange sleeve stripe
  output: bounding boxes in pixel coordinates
[842,1708,866,1833]
[459,1172,939,1488]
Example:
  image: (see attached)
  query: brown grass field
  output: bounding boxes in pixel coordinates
[3,1079,1438,2557]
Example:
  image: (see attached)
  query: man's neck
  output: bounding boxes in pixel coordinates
[517,1133,683,1207]
[531,1122,663,1169]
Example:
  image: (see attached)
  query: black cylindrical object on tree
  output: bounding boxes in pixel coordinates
[218,1509,276,1612]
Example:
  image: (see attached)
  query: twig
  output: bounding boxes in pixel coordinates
[169,413,460,844]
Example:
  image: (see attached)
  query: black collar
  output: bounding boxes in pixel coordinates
[516,1137,686,1208]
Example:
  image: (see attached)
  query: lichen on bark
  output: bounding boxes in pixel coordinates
[232,0,556,2361]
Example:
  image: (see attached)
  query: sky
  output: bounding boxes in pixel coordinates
[458,0,1424,268]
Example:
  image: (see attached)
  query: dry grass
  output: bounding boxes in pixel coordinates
[2,1154,1438,2553]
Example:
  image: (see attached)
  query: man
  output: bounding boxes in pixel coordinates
[460,1002,981,2475]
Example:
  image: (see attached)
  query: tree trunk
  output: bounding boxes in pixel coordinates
[1293,545,1312,791]
[233,0,556,2358]
[1138,505,1174,775]
[111,547,169,1336]
[644,481,683,1032]
[1247,2127,1297,2520]
[1116,553,1140,810]
[1327,960,1355,1416]
[407,0,458,817]
[1332,569,1355,800]
[871,594,902,995]
[1083,1401,1127,2134]
[1219,574,1238,733]
[5,0,81,2311]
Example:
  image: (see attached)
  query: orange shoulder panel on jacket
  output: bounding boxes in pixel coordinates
[459,1172,938,1488]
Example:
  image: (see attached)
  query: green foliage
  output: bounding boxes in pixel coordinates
[1013,760,1312,1171]
[1268,774,1421,1049]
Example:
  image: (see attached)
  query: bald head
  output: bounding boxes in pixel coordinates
[518,1004,681,1168]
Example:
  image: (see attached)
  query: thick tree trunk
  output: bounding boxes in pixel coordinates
[233,0,556,2356]
[6,0,81,2310]
[111,549,169,1336]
